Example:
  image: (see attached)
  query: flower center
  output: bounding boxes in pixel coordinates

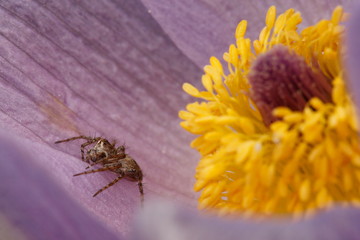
[180,6,360,218]
[249,45,332,126]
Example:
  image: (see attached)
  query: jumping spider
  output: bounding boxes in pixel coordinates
[55,136,144,203]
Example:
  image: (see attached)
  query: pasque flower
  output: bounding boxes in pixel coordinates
[1,0,360,240]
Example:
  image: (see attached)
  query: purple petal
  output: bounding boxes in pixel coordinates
[347,2,360,110]
[0,133,120,240]
[132,200,360,240]
[0,0,200,235]
[142,0,352,68]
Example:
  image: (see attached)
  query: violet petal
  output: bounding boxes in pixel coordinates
[0,134,120,240]
[132,200,360,240]
[0,0,200,235]
[347,2,360,111]
[142,0,352,68]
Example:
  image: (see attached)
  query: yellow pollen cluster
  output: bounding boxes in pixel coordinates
[179,6,360,217]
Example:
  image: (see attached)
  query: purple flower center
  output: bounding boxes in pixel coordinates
[248,45,332,126]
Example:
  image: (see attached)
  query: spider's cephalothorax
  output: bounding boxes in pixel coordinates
[86,138,125,163]
[55,136,144,203]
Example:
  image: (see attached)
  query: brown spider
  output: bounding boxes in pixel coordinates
[55,136,144,203]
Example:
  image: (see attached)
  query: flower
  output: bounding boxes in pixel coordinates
[180,6,360,217]
[0,0,359,239]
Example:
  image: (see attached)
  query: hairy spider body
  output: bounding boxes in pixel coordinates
[55,136,144,203]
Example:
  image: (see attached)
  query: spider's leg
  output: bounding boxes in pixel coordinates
[93,175,124,197]
[85,156,108,169]
[85,156,123,170]
[55,135,98,144]
[55,136,100,162]
[73,166,119,176]
[84,161,112,169]
[138,181,144,206]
